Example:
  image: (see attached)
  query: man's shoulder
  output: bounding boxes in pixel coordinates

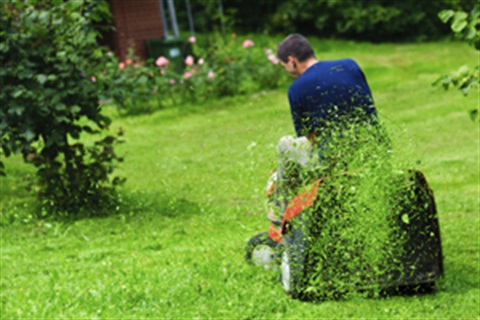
[325,58,359,68]
[288,76,308,97]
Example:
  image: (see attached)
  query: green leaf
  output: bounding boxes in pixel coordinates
[12,89,23,98]
[137,75,148,84]
[93,49,103,59]
[71,106,81,114]
[438,10,454,23]
[466,25,479,40]
[454,11,468,22]
[9,106,24,116]
[23,130,35,141]
[451,11,468,33]
[0,42,8,53]
[36,74,47,84]
[55,103,67,111]
[452,19,468,33]
[38,11,49,21]
[56,116,70,123]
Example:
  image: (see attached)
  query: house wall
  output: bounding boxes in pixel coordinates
[109,0,164,61]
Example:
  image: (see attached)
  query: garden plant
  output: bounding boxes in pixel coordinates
[0,0,126,214]
[435,3,479,120]
[107,33,288,115]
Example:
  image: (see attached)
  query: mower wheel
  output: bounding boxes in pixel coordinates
[245,232,278,269]
[279,227,307,298]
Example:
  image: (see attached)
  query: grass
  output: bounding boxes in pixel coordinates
[1,38,479,318]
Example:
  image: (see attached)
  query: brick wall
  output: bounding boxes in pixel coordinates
[109,0,164,61]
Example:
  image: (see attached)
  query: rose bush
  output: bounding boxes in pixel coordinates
[103,33,288,114]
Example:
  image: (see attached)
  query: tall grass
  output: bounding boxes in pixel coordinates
[1,39,478,318]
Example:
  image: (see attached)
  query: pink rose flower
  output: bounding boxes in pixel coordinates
[188,36,196,43]
[159,69,166,75]
[91,76,96,83]
[125,58,133,65]
[119,62,126,70]
[268,53,279,65]
[185,55,194,66]
[207,71,214,79]
[198,58,205,65]
[242,39,254,48]
[155,56,169,68]
[184,72,192,79]
[169,79,176,85]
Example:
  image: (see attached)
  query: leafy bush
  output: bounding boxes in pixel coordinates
[154,0,478,41]
[434,3,479,120]
[190,34,286,96]
[268,0,477,41]
[105,34,288,115]
[0,0,125,215]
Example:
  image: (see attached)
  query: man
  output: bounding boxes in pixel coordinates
[267,34,382,218]
[277,33,378,146]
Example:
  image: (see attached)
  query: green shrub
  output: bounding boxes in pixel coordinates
[190,33,286,97]
[434,3,479,120]
[153,0,477,42]
[0,0,124,215]
[269,0,473,41]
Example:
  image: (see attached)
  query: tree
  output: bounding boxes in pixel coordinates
[0,0,124,214]
[435,4,479,121]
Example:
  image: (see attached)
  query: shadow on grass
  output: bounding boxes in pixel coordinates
[439,259,479,295]
[116,189,204,220]
[1,185,203,226]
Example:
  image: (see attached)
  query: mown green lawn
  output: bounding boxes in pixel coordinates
[1,39,479,318]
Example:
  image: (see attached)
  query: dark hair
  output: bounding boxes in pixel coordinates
[277,34,315,63]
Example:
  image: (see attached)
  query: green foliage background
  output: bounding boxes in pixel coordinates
[178,0,477,41]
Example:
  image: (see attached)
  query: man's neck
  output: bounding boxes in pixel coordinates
[297,57,318,76]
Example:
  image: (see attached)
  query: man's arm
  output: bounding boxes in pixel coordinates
[307,131,316,145]
[288,89,305,137]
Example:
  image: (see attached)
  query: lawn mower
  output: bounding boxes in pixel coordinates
[245,167,444,300]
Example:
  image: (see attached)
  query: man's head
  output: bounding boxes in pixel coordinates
[277,34,316,78]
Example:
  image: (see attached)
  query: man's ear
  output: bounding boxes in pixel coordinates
[288,56,298,68]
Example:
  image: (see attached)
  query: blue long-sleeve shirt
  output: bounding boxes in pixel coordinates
[288,59,377,138]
